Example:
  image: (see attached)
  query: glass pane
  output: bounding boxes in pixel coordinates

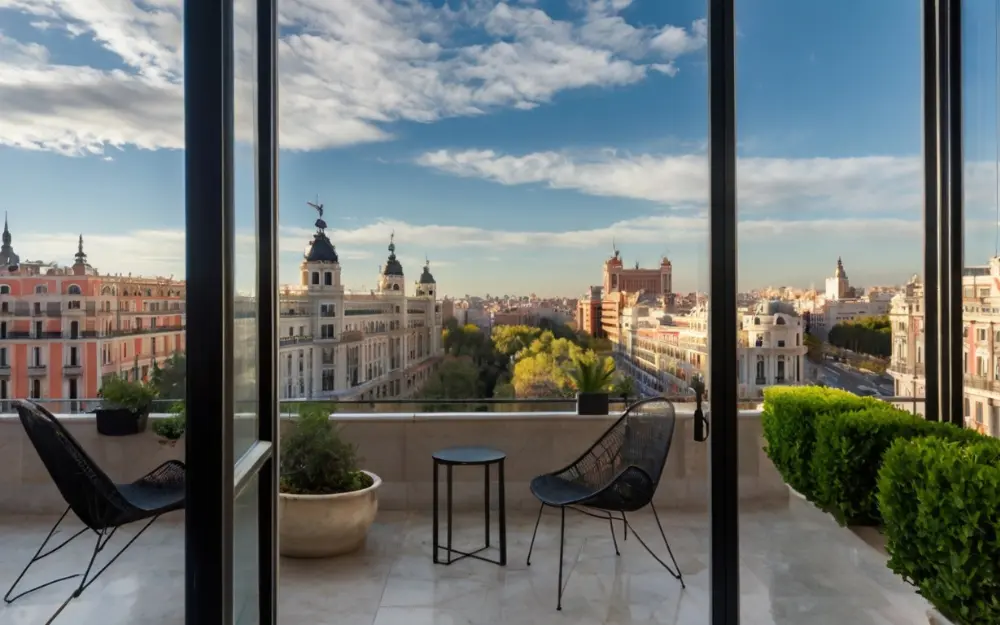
[737,1,930,623]
[233,0,260,458]
[234,474,260,625]
[963,0,999,437]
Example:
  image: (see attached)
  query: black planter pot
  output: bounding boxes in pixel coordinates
[95,407,150,436]
[576,392,610,416]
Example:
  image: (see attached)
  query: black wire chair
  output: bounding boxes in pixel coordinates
[4,400,185,619]
[526,397,684,610]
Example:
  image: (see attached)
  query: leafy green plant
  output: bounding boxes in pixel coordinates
[611,374,637,401]
[152,401,186,440]
[280,403,372,495]
[568,356,615,394]
[878,436,1000,625]
[810,406,970,525]
[99,375,158,413]
[760,386,877,499]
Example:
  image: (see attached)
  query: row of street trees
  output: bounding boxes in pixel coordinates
[418,319,633,401]
[827,315,891,358]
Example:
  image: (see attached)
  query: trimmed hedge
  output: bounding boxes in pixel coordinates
[878,437,1000,625]
[811,406,984,526]
[760,386,879,498]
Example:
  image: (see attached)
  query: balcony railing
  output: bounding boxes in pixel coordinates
[964,375,1000,393]
[889,362,925,376]
[279,335,314,347]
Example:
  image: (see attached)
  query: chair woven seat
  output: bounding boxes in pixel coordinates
[529,474,596,507]
[116,464,186,515]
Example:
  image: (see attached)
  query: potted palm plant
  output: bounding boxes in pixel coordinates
[152,401,185,447]
[94,375,158,436]
[279,403,382,558]
[569,356,615,416]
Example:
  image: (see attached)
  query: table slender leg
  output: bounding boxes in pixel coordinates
[499,459,507,566]
[447,464,453,565]
[484,463,491,549]
[432,460,439,564]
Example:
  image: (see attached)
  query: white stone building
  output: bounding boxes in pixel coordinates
[612,298,807,399]
[276,214,442,401]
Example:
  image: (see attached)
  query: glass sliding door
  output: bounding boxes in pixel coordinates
[184,0,278,621]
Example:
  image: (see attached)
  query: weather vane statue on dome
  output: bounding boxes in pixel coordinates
[307,197,327,231]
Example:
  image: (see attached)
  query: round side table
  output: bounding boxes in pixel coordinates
[432,446,507,566]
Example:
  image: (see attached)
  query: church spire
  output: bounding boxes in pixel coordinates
[75,234,88,265]
[2,212,10,247]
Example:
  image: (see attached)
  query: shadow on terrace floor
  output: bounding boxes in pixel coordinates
[0,499,927,625]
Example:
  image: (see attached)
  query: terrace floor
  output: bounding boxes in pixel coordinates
[0,498,928,625]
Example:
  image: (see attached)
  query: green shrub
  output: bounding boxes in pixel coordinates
[99,375,158,413]
[152,401,186,440]
[761,386,878,499]
[811,406,970,525]
[878,437,1000,625]
[279,403,372,495]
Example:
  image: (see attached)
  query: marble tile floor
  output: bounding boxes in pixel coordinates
[0,499,928,625]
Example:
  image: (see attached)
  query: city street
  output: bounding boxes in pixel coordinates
[813,360,894,396]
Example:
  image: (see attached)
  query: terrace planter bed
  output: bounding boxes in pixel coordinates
[763,386,1000,625]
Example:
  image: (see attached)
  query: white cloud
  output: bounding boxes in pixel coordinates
[415,148,1000,219]
[0,0,705,156]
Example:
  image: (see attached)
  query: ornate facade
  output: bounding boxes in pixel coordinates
[276,204,443,401]
[0,223,186,409]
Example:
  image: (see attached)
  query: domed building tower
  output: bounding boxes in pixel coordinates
[378,233,405,295]
[300,200,343,294]
[415,258,436,298]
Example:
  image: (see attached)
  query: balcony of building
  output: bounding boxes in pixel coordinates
[0,401,932,624]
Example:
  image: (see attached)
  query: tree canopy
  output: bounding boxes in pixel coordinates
[827,315,891,358]
[429,321,615,400]
[150,351,186,401]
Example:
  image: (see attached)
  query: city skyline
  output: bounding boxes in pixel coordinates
[1,0,999,296]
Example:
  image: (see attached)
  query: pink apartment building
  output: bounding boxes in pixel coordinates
[0,218,185,408]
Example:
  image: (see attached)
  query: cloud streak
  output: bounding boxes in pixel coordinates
[415,147,1000,219]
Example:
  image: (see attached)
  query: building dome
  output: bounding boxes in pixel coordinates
[305,231,338,263]
[383,235,403,276]
[419,261,435,284]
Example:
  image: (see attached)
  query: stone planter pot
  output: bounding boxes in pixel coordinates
[279,470,381,558]
[157,438,180,448]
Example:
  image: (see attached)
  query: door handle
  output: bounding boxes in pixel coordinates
[691,376,709,442]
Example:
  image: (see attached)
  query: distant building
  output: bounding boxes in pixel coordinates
[0,218,186,409]
[612,298,808,399]
[599,249,674,341]
[809,257,892,338]
[276,207,443,401]
[576,285,604,337]
[888,262,1000,438]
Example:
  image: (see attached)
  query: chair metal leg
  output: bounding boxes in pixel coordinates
[622,512,628,541]
[607,512,620,556]
[650,503,685,589]
[525,502,543,566]
[621,504,685,588]
[4,507,88,605]
[77,515,159,595]
[557,505,566,611]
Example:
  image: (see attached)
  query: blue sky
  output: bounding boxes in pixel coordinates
[0,0,998,297]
